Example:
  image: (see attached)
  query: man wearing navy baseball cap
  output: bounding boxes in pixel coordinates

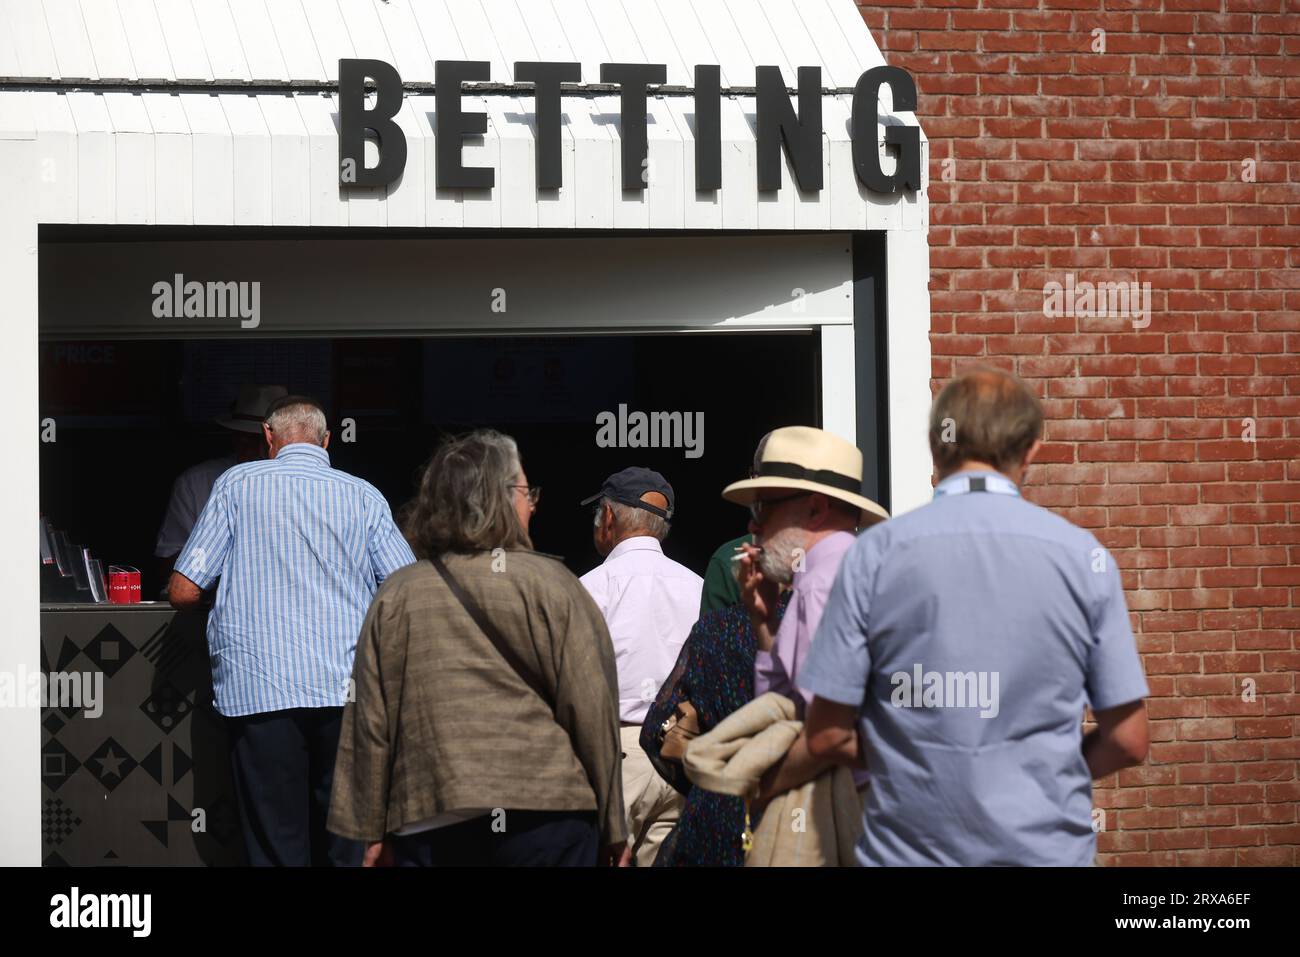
[579,467,702,866]
[579,466,677,522]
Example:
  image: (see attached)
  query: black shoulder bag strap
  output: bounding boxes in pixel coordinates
[429,553,552,708]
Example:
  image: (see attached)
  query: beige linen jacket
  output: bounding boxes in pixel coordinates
[684,692,862,866]
[327,550,627,847]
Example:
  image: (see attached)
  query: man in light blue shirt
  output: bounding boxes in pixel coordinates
[169,395,414,866]
[799,368,1149,866]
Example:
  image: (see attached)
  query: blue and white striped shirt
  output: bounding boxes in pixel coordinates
[174,443,415,717]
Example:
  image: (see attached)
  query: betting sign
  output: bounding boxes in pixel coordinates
[337,59,921,196]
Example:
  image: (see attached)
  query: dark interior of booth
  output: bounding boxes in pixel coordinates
[39,332,820,597]
[34,226,865,866]
[35,226,881,866]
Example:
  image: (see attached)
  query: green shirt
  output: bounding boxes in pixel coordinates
[699,534,752,616]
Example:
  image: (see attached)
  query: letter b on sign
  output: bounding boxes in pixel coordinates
[339,59,407,188]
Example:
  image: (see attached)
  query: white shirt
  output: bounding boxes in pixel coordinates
[154,455,238,557]
[579,536,703,724]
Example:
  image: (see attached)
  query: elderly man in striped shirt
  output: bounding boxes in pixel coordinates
[169,395,415,867]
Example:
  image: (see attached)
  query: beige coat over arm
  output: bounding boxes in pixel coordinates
[684,692,863,866]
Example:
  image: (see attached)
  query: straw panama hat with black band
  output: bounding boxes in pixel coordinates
[722,426,890,527]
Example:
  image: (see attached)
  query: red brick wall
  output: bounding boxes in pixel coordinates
[856,0,1299,865]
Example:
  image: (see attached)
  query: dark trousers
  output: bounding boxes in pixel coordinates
[225,707,364,867]
[388,810,599,866]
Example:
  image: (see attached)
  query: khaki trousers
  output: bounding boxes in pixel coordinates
[620,725,684,867]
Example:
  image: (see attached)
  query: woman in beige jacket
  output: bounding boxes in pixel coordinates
[327,429,628,866]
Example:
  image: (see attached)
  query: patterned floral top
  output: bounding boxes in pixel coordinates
[640,595,790,867]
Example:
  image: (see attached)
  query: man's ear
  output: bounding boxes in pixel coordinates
[1022,438,1044,470]
[808,492,832,529]
[322,430,331,451]
[262,423,273,451]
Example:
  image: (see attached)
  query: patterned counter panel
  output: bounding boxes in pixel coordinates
[40,606,245,866]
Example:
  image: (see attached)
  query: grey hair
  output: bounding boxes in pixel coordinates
[265,398,328,444]
[599,496,670,541]
[405,429,532,557]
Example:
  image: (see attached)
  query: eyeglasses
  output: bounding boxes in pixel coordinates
[509,485,542,506]
[748,491,809,522]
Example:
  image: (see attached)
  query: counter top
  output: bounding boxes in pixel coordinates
[40,601,185,612]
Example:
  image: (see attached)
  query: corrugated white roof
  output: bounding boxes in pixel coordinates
[0,0,887,87]
[0,0,927,231]
[0,87,927,230]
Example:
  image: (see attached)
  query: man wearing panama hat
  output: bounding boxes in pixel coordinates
[727,426,887,715]
[154,384,288,579]
[726,426,887,802]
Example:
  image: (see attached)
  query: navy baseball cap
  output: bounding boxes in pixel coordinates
[580,467,675,520]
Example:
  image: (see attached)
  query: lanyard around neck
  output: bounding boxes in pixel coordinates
[933,472,1020,499]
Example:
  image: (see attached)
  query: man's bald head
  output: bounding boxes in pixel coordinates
[929,368,1044,478]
